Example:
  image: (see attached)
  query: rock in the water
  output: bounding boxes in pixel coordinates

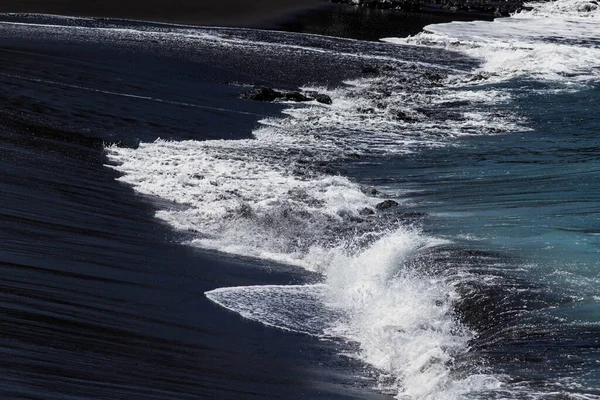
[240,86,281,102]
[359,207,375,216]
[284,91,311,102]
[241,86,329,104]
[375,199,399,210]
[362,64,380,74]
[361,187,379,196]
[314,94,332,105]
[424,72,445,82]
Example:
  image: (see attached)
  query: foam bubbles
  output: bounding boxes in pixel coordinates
[205,229,495,399]
[323,231,476,399]
[205,285,337,335]
[384,0,600,85]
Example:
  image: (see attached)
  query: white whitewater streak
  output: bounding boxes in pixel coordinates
[205,285,338,335]
[383,0,600,85]
[107,138,379,271]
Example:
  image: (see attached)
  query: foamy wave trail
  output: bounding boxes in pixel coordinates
[383,0,600,85]
[100,14,528,399]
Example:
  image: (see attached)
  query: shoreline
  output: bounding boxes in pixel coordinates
[0,7,495,43]
[0,14,403,399]
[0,0,501,41]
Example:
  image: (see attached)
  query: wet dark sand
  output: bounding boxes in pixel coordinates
[0,13,397,399]
[278,3,492,40]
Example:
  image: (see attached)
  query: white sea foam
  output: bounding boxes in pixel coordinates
[383,0,600,85]
[205,284,340,335]
[321,231,483,399]
[205,230,500,399]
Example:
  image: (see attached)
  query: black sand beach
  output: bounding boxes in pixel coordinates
[0,6,398,399]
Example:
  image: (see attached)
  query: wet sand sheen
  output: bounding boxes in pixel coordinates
[0,13,397,399]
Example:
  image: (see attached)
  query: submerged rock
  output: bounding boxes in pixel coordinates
[241,86,333,104]
[314,94,333,105]
[361,186,379,196]
[375,199,399,210]
[283,91,311,102]
[359,207,376,216]
[240,86,280,102]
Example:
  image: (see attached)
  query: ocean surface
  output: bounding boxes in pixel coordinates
[1,1,599,399]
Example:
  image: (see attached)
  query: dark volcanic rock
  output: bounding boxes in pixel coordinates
[423,72,445,83]
[362,64,380,74]
[314,94,333,105]
[241,86,332,104]
[375,199,399,210]
[283,91,311,102]
[240,86,280,102]
[361,186,379,196]
[359,207,376,216]
[331,0,524,17]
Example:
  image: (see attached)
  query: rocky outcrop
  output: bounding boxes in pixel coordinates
[240,86,281,102]
[359,207,376,216]
[375,199,399,210]
[331,0,525,17]
[314,93,333,105]
[241,86,332,104]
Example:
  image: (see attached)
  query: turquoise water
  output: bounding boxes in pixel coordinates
[345,82,600,394]
[386,83,600,291]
